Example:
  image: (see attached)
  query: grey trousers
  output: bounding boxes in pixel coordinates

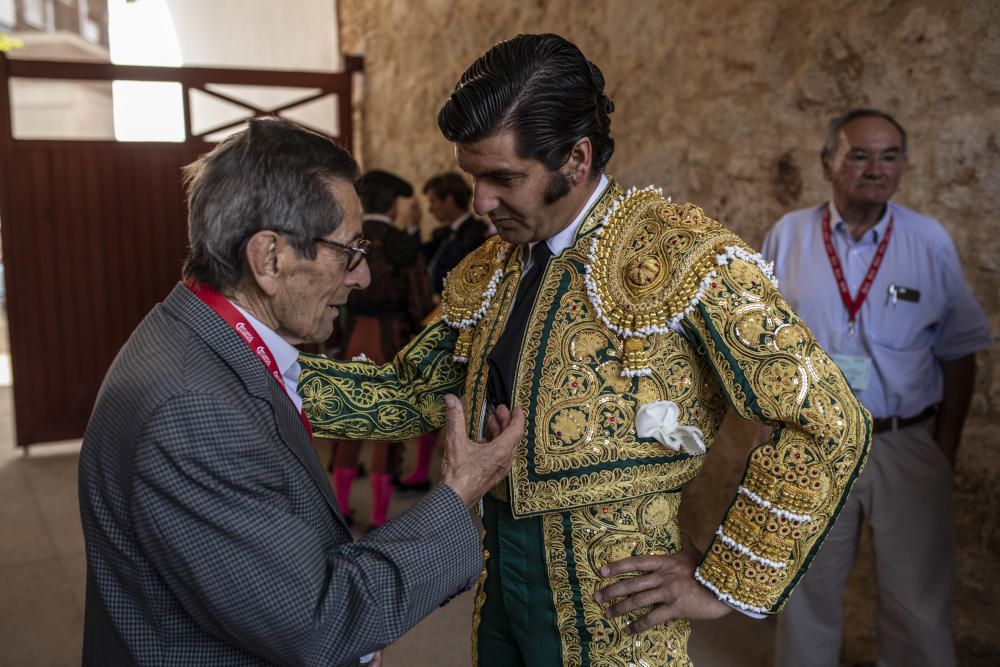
[775,418,956,667]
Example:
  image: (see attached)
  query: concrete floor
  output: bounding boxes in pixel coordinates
[0,307,776,666]
[0,431,777,665]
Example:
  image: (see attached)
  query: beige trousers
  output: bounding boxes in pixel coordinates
[775,418,956,667]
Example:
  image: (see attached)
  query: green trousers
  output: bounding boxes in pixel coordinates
[474,492,692,667]
[476,495,563,666]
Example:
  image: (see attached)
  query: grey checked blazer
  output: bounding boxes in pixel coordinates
[79,284,481,666]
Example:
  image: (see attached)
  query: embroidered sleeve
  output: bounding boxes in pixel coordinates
[681,256,871,615]
[298,320,466,440]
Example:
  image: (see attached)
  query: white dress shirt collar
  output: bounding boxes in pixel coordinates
[230,301,303,412]
[828,200,892,245]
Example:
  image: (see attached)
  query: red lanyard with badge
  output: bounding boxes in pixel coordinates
[184,278,313,436]
[821,205,894,336]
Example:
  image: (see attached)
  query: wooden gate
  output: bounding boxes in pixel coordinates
[0,54,362,447]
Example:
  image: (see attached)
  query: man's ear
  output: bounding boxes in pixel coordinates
[244,230,283,296]
[564,137,593,186]
[820,151,833,183]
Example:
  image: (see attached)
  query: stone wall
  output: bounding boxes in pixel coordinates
[340,1,999,663]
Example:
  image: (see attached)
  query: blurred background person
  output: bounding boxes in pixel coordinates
[327,169,435,531]
[392,172,491,493]
[422,172,490,294]
[763,108,993,667]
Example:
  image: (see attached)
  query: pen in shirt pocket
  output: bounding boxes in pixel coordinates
[887,283,920,305]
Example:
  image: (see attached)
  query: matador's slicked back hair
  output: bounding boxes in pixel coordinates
[438,33,615,173]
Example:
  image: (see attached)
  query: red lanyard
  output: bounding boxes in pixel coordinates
[821,205,893,334]
[185,279,312,436]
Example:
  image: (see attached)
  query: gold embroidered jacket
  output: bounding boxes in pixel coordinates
[300,181,871,615]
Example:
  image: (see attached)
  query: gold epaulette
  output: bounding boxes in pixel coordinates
[440,235,513,362]
[583,186,772,376]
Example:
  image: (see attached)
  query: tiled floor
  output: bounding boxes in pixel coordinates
[0,303,774,666]
[0,388,87,665]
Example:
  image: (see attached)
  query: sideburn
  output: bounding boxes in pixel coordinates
[543,170,572,205]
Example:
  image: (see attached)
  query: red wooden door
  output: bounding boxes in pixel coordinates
[0,54,361,447]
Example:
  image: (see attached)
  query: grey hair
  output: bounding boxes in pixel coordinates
[181,117,359,291]
[821,108,908,163]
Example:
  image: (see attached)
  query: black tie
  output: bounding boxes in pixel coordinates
[486,243,553,410]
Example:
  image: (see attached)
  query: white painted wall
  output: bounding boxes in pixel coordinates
[166,0,340,70]
[9,33,115,140]
[9,1,344,141]
[166,0,343,139]
[11,78,114,139]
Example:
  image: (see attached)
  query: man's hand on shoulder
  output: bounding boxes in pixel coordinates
[593,533,730,634]
[440,395,524,509]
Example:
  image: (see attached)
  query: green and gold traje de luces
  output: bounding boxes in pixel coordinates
[298,179,871,664]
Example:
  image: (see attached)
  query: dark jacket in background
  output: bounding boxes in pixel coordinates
[428,215,489,294]
[345,217,434,360]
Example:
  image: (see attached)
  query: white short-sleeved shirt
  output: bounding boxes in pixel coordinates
[761,201,993,420]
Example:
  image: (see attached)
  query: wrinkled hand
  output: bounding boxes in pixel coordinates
[592,534,730,634]
[440,395,524,509]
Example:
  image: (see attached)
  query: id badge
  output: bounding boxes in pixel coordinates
[831,354,872,391]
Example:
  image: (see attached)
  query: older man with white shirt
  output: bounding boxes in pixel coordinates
[763,108,993,667]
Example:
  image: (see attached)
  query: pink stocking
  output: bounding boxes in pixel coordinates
[370,473,393,527]
[331,466,357,516]
[401,432,436,484]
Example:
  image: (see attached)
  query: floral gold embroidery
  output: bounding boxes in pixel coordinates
[499,234,726,510]
[551,409,588,446]
[471,549,490,667]
[582,187,753,376]
[441,238,512,362]
[543,514,582,667]
[299,321,466,440]
[688,258,870,613]
[541,495,692,666]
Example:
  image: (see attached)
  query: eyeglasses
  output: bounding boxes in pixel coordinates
[314,237,371,271]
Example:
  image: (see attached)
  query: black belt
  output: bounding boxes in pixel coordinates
[872,405,937,433]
